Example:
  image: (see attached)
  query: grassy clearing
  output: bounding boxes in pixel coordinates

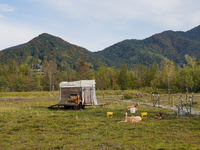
[0,91,200,149]
[0,91,59,98]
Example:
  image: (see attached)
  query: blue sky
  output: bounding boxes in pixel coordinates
[1,0,200,52]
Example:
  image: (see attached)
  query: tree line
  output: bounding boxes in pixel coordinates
[0,55,200,93]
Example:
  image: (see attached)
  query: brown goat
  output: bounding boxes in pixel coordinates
[155,112,164,119]
[127,103,141,111]
[69,95,80,104]
[118,112,142,123]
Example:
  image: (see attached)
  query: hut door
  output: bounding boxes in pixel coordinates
[84,87,92,104]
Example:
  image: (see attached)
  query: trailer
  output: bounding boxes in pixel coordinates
[48,80,108,110]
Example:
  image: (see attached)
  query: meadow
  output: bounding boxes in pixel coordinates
[0,90,200,150]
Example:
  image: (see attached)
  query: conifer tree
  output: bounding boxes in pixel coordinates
[127,71,137,90]
[95,63,110,90]
[76,60,90,80]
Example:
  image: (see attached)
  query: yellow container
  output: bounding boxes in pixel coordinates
[141,112,147,118]
[107,112,113,118]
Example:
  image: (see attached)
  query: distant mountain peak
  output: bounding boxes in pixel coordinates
[38,33,56,37]
[34,33,59,39]
[1,25,200,70]
[0,32,113,70]
[184,25,200,42]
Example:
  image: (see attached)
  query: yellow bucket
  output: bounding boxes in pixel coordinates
[141,112,147,118]
[107,112,113,118]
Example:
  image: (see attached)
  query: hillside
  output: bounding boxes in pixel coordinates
[1,25,200,70]
[95,39,167,68]
[143,29,200,65]
[0,33,114,70]
[96,25,200,67]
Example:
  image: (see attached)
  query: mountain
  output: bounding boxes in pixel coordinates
[95,39,167,68]
[143,28,200,65]
[1,25,200,70]
[0,33,114,70]
[178,25,200,42]
[96,25,200,67]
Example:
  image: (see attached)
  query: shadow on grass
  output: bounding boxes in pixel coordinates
[45,105,91,111]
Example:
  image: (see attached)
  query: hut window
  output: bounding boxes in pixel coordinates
[70,94,77,97]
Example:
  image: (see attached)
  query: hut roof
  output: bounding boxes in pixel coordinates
[59,80,96,88]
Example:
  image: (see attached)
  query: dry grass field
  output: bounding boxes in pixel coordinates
[0,90,200,149]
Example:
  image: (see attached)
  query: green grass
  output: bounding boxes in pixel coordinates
[0,91,59,98]
[0,91,200,149]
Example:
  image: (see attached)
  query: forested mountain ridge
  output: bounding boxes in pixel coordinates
[0,33,114,70]
[95,39,167,68]
[178,25,200,42]
[1,25,200,70]
[1,26,200,92]
[96,25,200,67]
[143,27,200,65]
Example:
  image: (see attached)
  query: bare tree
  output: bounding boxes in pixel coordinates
[44,60,57,91]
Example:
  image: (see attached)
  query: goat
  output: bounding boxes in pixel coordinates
[127,103,141,111]
[118,112,142,123]
[155,112,164,119]
[69,95,80,104]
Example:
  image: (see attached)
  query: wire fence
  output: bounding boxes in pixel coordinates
[96,91,200,115]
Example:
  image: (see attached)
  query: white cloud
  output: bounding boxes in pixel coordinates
[0,4,15,12]
[0,14,4,18]
[38,0,200,30]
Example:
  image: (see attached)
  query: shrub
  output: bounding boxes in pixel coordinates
[123,93,133,99]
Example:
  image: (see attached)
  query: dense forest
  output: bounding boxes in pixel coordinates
[0,33,114,70]
[96,25,200,68]
[1,55,200,93]
[1,25,200,93]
